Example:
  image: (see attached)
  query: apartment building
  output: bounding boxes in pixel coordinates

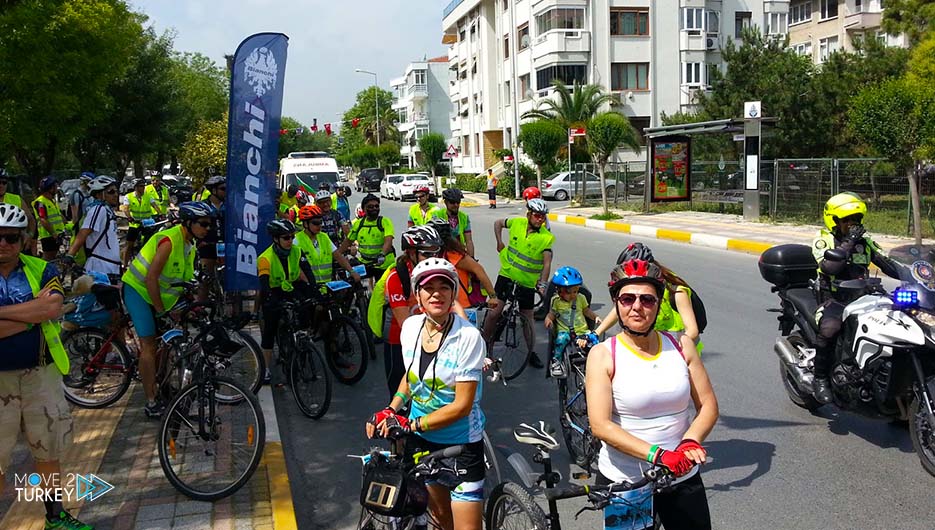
[390,57,453,169]
[442,0,795,173]
[787,0,906,63]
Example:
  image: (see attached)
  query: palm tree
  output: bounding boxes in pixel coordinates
[361,107,400,146]
[521,80,617,130]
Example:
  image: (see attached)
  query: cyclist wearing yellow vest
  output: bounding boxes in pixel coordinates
[0,204,94,530]
[257,218,312,384]
[121,179,158,268]
[0,172,37,253]
[295,205,360,285]
[122,201,216,418]
[433,188,475,257]
[407,186,440,228]
[483,198,554,369]
[279,184,300,219]
[339,193,395,274]
[145,174,170,216]
[32,176,66,261]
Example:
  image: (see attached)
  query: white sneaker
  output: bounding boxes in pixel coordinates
[550,359,566,378]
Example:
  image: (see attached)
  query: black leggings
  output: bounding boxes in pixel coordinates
[384,342,404,395]
[596,471,711,530]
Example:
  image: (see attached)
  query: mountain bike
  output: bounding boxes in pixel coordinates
[277,298,332,419]
[486,283,535,381]
[552,329,599,470]
[313,279,369,385]
[485,422,673,530]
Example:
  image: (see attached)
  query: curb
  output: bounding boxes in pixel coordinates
[547,213,775,256]
[258,385,298,530]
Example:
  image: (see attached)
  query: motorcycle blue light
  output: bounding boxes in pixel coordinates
[893,289,919,306]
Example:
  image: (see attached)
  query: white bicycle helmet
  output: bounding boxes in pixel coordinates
[315,190,331,202]
[526,198,549,214]
[89,175,117,192]
[0,203,29,229]
[411,257,459,297]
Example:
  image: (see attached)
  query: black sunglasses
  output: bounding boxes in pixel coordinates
[0,233,23,245]
[417,248,442,258]
[0,181,8,186]
[306,218,323,225]
[216,186,226,191]
[104,188,118,195]
[616,293,659,308]
[195,220,213,228]
[277,234,294,241]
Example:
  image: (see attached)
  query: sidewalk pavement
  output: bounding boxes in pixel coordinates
[0,332,297,530]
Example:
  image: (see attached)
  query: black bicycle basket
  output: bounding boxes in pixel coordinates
[359,452,428,517]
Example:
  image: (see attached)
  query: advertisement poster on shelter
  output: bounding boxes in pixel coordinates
[650,136,691,202]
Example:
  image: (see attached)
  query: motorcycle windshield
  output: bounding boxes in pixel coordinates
[889,246,935,312]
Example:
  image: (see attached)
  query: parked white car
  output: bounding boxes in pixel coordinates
[381,174,405,200]
[540,171,620,201]
[397,174,436,201]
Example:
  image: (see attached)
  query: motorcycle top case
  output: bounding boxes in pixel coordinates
[759,244,817,287]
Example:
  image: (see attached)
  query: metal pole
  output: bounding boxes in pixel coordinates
[375,74,381,147]
[509,0,521,199]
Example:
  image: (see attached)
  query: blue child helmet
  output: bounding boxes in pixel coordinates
[552,266,583,287]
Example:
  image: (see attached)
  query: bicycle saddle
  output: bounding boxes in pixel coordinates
[513,421,560,451]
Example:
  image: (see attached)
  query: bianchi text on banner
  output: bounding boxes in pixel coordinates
[224,32,289,291]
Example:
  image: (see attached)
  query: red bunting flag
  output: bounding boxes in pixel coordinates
[351,117,360,128]
[324,123,332,136]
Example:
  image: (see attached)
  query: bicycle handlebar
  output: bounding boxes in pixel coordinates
[544,468,668,502]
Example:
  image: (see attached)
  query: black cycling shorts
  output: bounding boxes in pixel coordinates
[125,226,142,242]
[405,436,486,484]
[494,275,536,311]
[39,237,57,254]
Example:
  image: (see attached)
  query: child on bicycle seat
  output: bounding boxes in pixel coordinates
[544,266,600,378]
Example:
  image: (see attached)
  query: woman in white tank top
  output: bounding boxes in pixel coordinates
[586,258,719,530]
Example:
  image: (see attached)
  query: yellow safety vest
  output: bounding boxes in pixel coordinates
[279,192,297,216]
[367,266,396,338]
[349,216,395,268]
[295,230,333,284]
[432,209,470,245]
[0,193,23,208]
[146,184,169,215]
[259,244,301,292]
[408,204,438,226]
[20,255,69,375]
[122,225,195,310]
[32,195,64,239]
[192,188,211,202]
[499,218,554,289]
[125,192,153,227]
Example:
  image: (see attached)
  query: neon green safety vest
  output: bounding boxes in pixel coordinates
[408,203,438,226]
[813,229,874,269]
[259,244,301,292]
[432,209,470,245]
[192,188,211,202]
[655,285,705,354]
[367,265,396,338]
[0,193,23,207]
[125,192,153,227]
[295,230,333,284]
[122,225,195,310]
[349,216,395,268]
[20,255,69,375]
[146,184,169,215]
[32,195,64,239]
[499,217,554,289]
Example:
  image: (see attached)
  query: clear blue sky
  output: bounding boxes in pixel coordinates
[131,0,447,131]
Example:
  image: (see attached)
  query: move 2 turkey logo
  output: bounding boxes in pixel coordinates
[244,47,278,97]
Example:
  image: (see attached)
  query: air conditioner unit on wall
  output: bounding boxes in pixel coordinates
[706,36,717,50]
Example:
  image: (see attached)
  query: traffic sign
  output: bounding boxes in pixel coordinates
[744,101,762,119]
[443,144,458,160]
[568,127,586,137]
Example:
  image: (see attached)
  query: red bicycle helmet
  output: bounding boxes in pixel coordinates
[609,259,665,297]
[522,186,541,200]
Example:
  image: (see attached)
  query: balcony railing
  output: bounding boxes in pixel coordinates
[408,84,428,97]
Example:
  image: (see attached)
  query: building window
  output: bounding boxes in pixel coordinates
[536,64,587,91]
[734,12,751,38]
[399,109,408,123]
[535,7,585,34]
[415,127,429,140]
[463,135,471,156]
[681,7,704,31]
[819,35,839,61]
[470,23,477,41]
[459,27,466,41]
[820,0,838,20]
[611,63,649,91]
[629,116,651,146]
[855,0,863,12]
[610,9,649,36]
[766,12,788,35]
[519,74,531,100]
[476,134,481,158]
[681,62,704,86]
[518,23,530,50]
[504,34,510,59]
[414,70,426,85]
[502,0,508,11]
[790,1,812,25]
[504,80,511,106]
[707,11,720,34]
[793,41,813,57]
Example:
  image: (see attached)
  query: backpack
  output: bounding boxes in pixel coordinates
[64,189,86,223]
[367,261,410,338]
[672,286,707,334]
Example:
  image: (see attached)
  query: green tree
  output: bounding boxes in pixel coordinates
[587,112,641,214]
[522,81,617,163]
[519,120,566,189]
[278,116,334,157]
[907,33,935,83]
[418,133,446,188]
[179,113,228,185]
[377,142,402,170]
[0,0,142,181]
[165,51,227,172]
[882,0,935,45]
[849,79,935,245]
[339,87,398,150]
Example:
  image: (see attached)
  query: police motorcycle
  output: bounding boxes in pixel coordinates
[759,244,935,476]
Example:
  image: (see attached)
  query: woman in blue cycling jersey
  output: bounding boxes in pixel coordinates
[367,257,487,530]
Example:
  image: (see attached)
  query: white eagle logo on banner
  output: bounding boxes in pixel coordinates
[244,47,278,97]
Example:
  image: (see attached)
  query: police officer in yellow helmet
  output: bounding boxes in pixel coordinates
[812,192,901,404]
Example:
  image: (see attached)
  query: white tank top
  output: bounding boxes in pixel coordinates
[596,332,697,483]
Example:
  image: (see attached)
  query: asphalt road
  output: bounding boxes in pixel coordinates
[277,197,935,530]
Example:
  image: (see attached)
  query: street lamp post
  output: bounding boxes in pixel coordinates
[354,69,380,146]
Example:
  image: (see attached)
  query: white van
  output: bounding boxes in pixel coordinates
[278,153,340,192]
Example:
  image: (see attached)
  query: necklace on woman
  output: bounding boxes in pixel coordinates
[425,314,453,344]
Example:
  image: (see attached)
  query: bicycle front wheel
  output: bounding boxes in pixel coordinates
[214,330,265,404]
[158,376,265,501]
[559,365,595,469]
[61,328,133,408]
[485,481,549,530]
[324,316,368,385]
[491,312,533,381]
[291,342,332,419]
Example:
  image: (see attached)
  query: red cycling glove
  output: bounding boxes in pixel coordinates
[653,448,694,477]
[382,414,411,434]
[676,438,705,456]
[368,407,396,427]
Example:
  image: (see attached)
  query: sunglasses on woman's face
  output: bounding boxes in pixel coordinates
[278,234,294,241]
[104,188,118,195]
[417,248,441,258]
[616,293,659,308]
[195,220,213,228]
[0,233,22,245]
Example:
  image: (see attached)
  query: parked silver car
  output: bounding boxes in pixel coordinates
[540,171,619,201]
